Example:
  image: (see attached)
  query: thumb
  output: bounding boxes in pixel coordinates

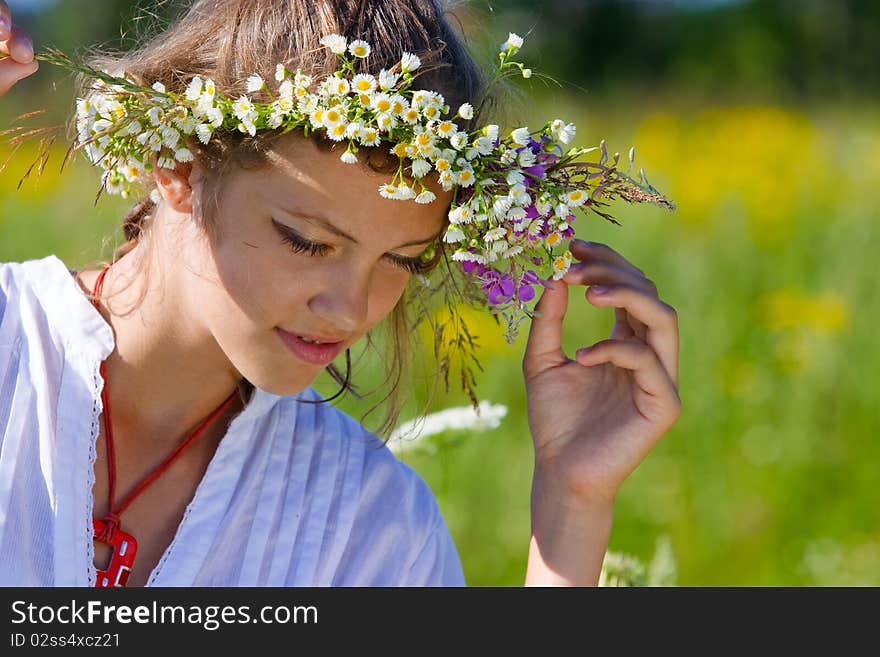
[523,277,569,374]
[0,57,38,96]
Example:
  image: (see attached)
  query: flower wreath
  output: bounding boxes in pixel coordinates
[7,31,673,406]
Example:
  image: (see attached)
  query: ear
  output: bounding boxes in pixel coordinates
[151,156,197,213]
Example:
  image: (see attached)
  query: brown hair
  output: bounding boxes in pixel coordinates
[74,0,498,441]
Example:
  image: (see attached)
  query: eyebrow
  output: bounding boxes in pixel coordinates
[277,207,442,249]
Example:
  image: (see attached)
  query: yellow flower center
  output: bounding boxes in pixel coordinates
[353,45,368,57]
[436,159,450,171]
[376,98,391,112]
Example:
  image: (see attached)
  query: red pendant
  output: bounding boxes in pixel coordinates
[93,517,138,587]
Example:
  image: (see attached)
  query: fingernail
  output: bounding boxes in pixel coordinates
[591,285,609,294]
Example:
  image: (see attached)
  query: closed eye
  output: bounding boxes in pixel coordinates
[274,219,432,275]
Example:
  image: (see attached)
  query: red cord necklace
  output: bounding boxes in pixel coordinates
[89,263,239,587]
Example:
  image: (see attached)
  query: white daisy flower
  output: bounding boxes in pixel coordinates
[157,155,176,169]
[351,74,377,94]
[508,183,528,205]
[233,96,256,121]
[493,196,512,216]
[379,183,399,199]
[500,148,518,165]
[566,189,588,207]
[449,132,468,151]
[482,124,499,140]
[146,106,163,127]
[501,32,524,53]
[507,206,527,223]
[267,109,284,129]
[340,151,358,164]
[389,95,408,115]
[124,120,143,136]
[151,82,167,94]
[348,40,371,58]
[322,106,345,127]
[345,120,364,139]
[401,106,420,124]
[205,107,224,128]
[506,170,526,186]
[360,127,381,147]
[185,76,203,101]
[275,64,286,82]
[458,103,474,120]
[174,147,194,162]
[444,227,466,243]
[552,250,573,280]
[550,119,577,144]
[400,52,421,73]
[378,69,399,90]
[294,72,312,88]
[438,170,456,190]
[320,34,347,54]
[415,190,437,204]
[246,75,265,93]
[395,184,417,200]
[411,159,432,178]
[371,93,392,113]
[484,227,506,242]
[456,166,475,187]
[330,76,350,96]
[451,249,487,265]
[511,126,531,146]
[555,203,570,218]
[161,126,181,149]
[375,112,396,132]
[238,119,257,136]
[474,137,495,155]
[195,123,213,144]
[518,149,537,167]
[327,121,348,141]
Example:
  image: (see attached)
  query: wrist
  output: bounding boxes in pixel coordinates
[526,468,615,587]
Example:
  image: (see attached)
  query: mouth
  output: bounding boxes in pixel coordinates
[275,327,345,366]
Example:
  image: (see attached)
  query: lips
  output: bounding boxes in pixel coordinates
[275,327,345,366]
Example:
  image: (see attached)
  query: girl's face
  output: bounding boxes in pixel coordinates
[180,135,451,396]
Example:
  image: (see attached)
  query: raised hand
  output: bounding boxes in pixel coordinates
[0,0,38,97]
[522,238,681,506]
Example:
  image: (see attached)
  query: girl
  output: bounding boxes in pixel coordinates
[0,0,681,587]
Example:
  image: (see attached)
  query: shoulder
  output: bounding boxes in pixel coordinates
[285,390,465,585]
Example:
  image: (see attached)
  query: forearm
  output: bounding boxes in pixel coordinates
[525,470,615,586]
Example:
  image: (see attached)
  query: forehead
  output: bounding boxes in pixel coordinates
[241,135,452,241]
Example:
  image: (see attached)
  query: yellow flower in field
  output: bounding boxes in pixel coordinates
[758,287,849,334]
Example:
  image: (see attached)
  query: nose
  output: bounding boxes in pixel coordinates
[307,266,370,335]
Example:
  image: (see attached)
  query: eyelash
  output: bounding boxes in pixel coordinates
[279,229,431,275]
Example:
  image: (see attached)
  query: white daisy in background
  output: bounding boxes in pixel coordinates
[388,401,508,454]
[340,151,358,164]
[195,123,212,144]
[458,102,474,120]
[174,147,194,162]
[275,63,286,82]
[443,226,465,243]
[411,159,432,178]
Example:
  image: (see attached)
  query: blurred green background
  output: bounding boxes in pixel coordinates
[2,0,877,585]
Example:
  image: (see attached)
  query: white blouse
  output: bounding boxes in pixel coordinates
[0,254,465,586]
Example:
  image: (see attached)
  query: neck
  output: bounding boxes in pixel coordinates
[90,217,246,449]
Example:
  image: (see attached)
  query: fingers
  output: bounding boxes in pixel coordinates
[0,9,37,96]
[1,18,34,64]
[0,1,10,41]
[583,283,679,388]
[523,277,570,375]
[575,338,681,424]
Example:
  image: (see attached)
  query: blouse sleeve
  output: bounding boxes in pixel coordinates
[402,502,467,587]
